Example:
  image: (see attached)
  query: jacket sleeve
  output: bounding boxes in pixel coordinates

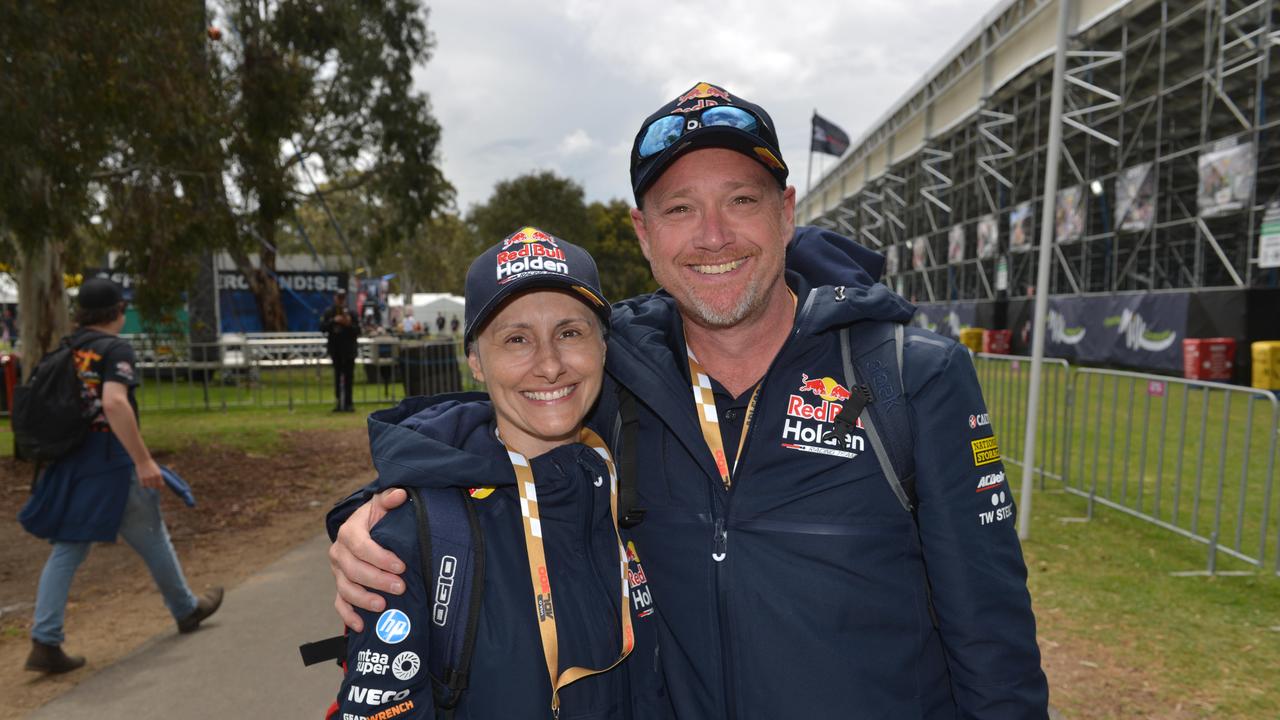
[908,341,1049,718]
[326,483,381,541]
[334,504,434,719]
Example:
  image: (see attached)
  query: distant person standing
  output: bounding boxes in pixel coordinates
[400,312,415,335]
[449,314,460,335]
[320,289,360,412]
[18,278,222,674]
[435,310,445,334]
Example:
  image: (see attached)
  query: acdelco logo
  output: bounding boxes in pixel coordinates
[432,555,457,627]
[975,470,1005,492]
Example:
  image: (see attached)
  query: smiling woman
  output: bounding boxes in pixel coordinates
[328,227,672,719]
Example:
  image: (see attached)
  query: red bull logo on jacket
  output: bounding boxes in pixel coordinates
[495,227,568,282]
[781,371,865,459]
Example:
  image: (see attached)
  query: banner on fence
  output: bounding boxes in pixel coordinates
[218,271,350,333]
[913,302,980,340]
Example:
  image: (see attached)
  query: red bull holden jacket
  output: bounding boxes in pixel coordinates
[589,227,1048,719]
[327,395,671,720]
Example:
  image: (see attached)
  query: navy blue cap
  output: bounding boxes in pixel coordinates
[463,227,610,343]
[77,277,124,310]
[630,82,788,203]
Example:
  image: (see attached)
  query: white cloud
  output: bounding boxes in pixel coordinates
[416,0,1004,211]
[558,128,595,155]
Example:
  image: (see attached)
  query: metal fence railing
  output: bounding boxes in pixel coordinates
[973,354,1074,488]
[972,350,1279,576]
[1063,369,1279,575]
[124,334,479,412]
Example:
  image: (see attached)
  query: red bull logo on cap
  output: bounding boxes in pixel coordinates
[501,226,559,250]
[677,82,731,105]
[496,226,568,281]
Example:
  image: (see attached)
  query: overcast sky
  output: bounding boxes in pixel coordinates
[413,0,1002,213]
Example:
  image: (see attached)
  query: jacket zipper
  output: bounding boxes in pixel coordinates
[709,288,816,720]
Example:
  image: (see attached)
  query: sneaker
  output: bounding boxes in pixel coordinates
[178,587,224,634]
[24,641,86,674]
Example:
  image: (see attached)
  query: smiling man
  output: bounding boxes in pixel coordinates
[328,83,1049,719]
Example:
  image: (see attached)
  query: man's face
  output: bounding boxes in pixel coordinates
[631,148,795,330]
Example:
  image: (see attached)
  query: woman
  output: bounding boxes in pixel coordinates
[330,228,670,719]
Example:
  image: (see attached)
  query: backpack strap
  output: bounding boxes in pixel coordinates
[615,387,646,529]
[832,321,917,512]
[406,486,485,719]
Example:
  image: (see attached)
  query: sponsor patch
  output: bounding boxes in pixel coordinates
[495,228,568,283]
[347,686,411,706]
[355,649,389,676]
[375,609,411,645]
[367,701,414,720]
[781,371,865,459]
[975,470,1005,492]
[115,361,135,381]
[968,412,990,429]
[971,436,1001,466]
[467,487,495,499]
[392,651,420,681]
[626,541,655,618]
[978,490,1013,525]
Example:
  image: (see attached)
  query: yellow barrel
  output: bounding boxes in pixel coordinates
[959,327,985,353]
[1253,341,1280,390]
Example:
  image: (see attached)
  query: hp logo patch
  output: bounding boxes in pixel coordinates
[375,609,411,644]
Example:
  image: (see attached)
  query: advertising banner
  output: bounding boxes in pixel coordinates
[912,236,929,270]
[912,302,979,340]
[1259,202,1280,269]
[977,214,999,259]
[1055,185,1085,242]
[1116,162,1155,232]
[885,243,899,275]
[948,225,965,264]
[1198,140,1256,217]
[218,270,349,333]
[1009,202,1033,252]
[1040,293,1189,372]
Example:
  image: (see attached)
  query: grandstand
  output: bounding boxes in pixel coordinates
[798,0,1279,377]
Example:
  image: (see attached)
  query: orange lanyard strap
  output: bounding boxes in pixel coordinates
[687,350,759,490]
[507,427,634,716]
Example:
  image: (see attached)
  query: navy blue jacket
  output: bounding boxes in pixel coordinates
[328,395,671,720]
[19,432,135,542]
[589,226,1048,718]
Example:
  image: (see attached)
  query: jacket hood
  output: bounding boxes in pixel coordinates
[366,392,513,490]
[787,224,885,286]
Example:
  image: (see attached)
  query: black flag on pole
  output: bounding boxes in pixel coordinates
[811,113,851,156]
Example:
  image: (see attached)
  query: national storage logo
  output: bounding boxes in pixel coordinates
[971,436,1001,466]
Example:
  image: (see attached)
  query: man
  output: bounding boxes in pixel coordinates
[320,289,360,412]
[327,83,1048,718]
[19,278,222,673]
[435,310,446,334]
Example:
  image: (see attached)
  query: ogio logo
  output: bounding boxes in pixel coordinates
[432,555,457,627]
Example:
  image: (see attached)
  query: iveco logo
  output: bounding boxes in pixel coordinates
[432,555,458,627]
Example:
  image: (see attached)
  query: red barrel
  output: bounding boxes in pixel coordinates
[1182,338,1236,381]
[0,353,16,412]
[983,329,1012,354]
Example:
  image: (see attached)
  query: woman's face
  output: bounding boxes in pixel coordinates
[467,289,606,458]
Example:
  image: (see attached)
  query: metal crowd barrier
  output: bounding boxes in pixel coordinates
[972,353,1074,487]
[124,334,478,412]
[1064,369,1279,575]
[971,354,1279,576]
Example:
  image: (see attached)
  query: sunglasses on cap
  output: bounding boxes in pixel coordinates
[636,105,761,159]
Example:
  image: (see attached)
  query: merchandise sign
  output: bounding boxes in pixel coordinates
[217,270,349,333]
[1259,202,1280,270]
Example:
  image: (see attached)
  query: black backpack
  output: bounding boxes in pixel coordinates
[13,335,98,461]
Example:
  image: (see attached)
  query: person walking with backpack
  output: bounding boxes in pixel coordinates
[17,278,222,674]
[325,229,670,719]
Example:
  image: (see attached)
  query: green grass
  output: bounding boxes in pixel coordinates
[975,356,1280,716]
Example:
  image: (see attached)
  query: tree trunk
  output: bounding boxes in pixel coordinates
[17,240,70,380]
[228,246,287,332]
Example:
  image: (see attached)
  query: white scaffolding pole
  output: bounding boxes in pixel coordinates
[1018,0,1073,541]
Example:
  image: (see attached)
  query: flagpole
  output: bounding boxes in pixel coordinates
[806,110,816,194]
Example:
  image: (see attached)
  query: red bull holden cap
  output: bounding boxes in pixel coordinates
[464,226,611,343]
[630,82,789,204]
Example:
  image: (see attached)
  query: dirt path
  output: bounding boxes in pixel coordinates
[0,428,373,720]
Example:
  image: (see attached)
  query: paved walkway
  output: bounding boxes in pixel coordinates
[28,534,344,720]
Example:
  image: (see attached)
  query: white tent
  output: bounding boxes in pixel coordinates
[0,274,16,304]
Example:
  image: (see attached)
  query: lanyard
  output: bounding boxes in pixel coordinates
[687,350,760,490]
[684,289,793,490]
[506,428,634,717]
